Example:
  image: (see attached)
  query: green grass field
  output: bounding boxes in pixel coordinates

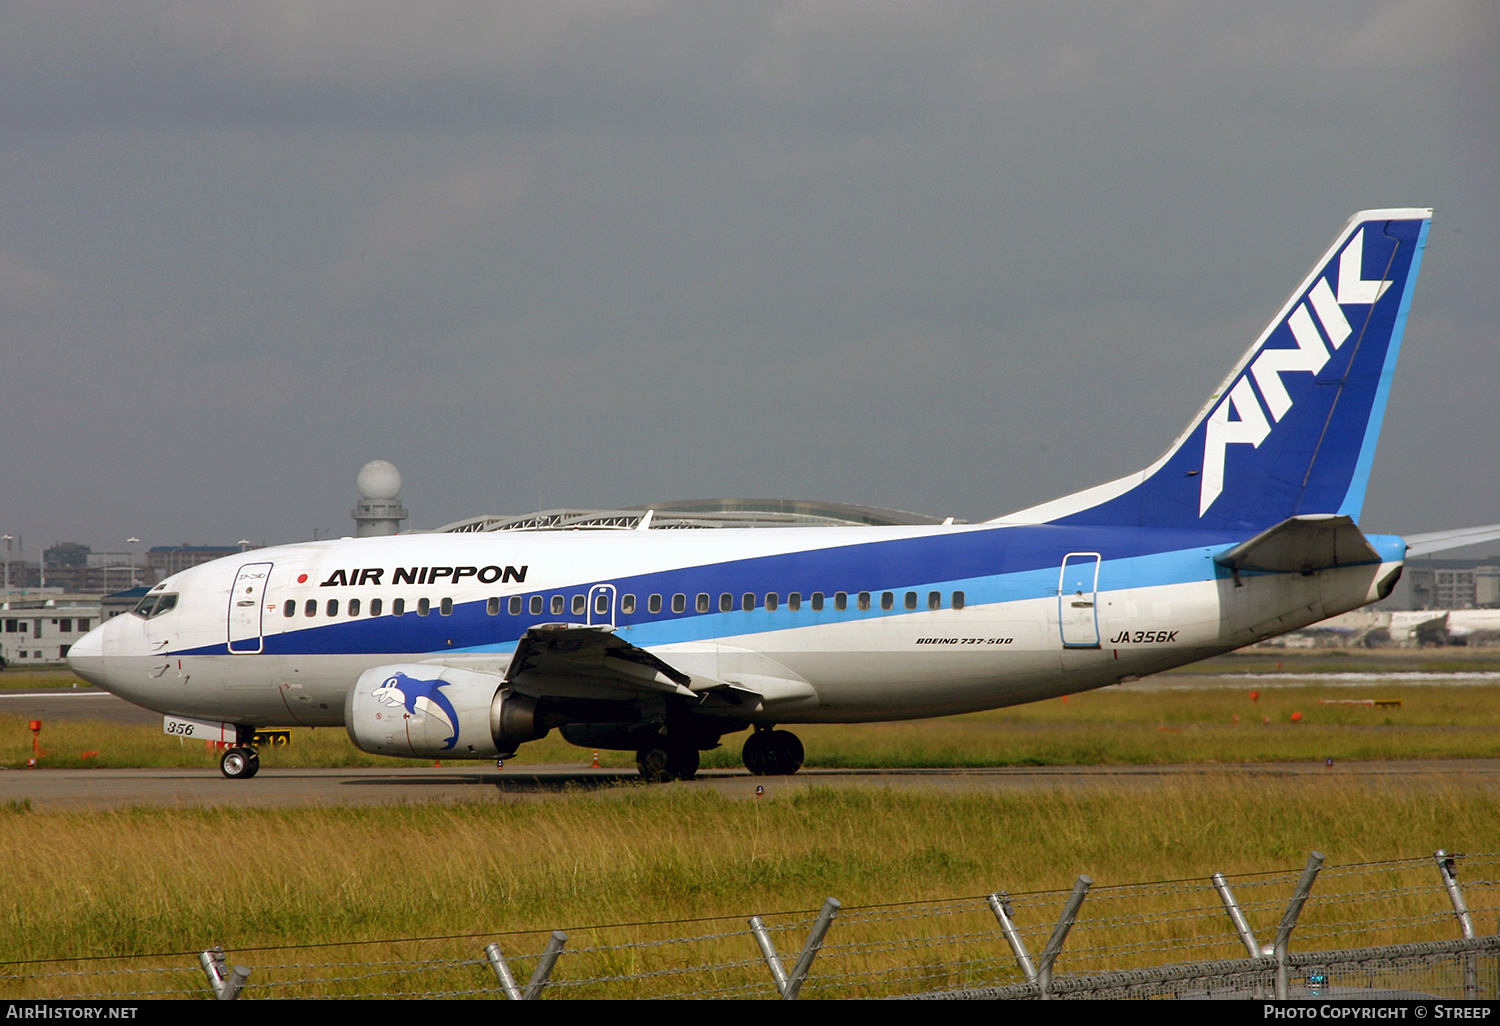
[3,652,1498,998]
[1,782,1495,998]
[7,664,1500,770]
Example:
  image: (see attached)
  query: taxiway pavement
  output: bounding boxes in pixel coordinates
[5,760,1498,810]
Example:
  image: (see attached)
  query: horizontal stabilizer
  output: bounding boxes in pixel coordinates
[1213,514,1380,574]
[1404,523,1500,558]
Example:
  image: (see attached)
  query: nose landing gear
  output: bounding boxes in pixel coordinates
[741,726,803,776]
[220,746,260,779]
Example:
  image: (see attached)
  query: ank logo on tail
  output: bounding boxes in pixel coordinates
[1198,223,1405,517]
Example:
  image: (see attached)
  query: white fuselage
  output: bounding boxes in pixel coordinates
[68,522,1403,732]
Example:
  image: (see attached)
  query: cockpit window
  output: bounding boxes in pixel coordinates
[132,593,178,619]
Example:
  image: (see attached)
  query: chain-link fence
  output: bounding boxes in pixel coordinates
[5,850,1495,1000]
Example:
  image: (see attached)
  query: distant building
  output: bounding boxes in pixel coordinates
[35,564,144,593]
[1403,559,1500,610]
[432,497,956,533]
[147,545,254,580]
[0,560,39,591]
[44,542,90,569]
[33,544,144,593]
[0,596,102,666]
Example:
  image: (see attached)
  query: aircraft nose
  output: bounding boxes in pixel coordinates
[66,624,107,687]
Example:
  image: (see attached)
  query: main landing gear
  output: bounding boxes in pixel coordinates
[635,743,700,783]
[219,746,260,779]
[741,726,803,776]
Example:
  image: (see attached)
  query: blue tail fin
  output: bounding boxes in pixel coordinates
[997,209,1432,532]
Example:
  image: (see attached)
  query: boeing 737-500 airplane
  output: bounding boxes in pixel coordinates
[69,209,1432,781]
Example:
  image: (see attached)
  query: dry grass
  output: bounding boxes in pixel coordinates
[1,780,1496,998]
[0,668,92,691]
[12,676,1500,770]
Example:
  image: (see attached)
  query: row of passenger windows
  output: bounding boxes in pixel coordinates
[284,590,966,619]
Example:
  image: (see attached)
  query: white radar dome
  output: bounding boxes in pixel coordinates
[357,460,402,501]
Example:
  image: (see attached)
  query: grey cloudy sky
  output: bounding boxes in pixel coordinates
[0,0,1495,556]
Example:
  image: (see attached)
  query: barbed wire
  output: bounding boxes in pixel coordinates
[8,850,1492,1000]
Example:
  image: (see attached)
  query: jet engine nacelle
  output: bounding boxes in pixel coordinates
[344,663,546,759]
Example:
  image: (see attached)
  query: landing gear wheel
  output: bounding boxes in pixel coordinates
[636,745,700,782]
[636,747,670,783]
[765,730,803,775]
[666,746,699,782]
[220,747,260,780]
[743,729,803,776]
[742,731,770,775]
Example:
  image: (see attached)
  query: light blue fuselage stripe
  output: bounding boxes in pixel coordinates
[176,526,1403,659]
[1339,219,1429,521]
[438,539,1395,655]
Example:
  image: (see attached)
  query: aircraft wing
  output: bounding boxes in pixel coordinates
[1404,524,1500,558]
[1214,514,1380,574]
[497,623,819,712]
[501,623,699,699]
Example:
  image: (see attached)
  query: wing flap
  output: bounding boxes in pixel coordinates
[489,625,822,714]
[503,623,697,698]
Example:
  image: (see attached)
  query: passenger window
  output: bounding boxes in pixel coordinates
[531,595,544,615]
[349,598,360,617]
[393,598,405,616]
[509,596,522,615]
[672,594,686,613]
[742,593,755,611]
[905,592,917,610]
[417,597,431,616]
[595,593,609,614]
[857,592,870,611]
[551,595,565,616]
[621,594,636,614]
[441,597,453,616]
[370,598,383,616]
[696,594,710,613]
[928,591,941,611]
[881,592,894,610]
[649,594,662,614]
[487,597,500,616]
[284,600,295,618]
[835,592,848,611]
[788,593,801,611]
[765,593,779,611]
[326,599,339,617]
[305,599,317,617]
[720,593,733,612]
[572,595,586,616]
[953,591,965,610]
[811,592,824,611]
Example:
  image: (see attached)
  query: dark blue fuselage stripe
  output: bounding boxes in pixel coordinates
[172,523,1263,657]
